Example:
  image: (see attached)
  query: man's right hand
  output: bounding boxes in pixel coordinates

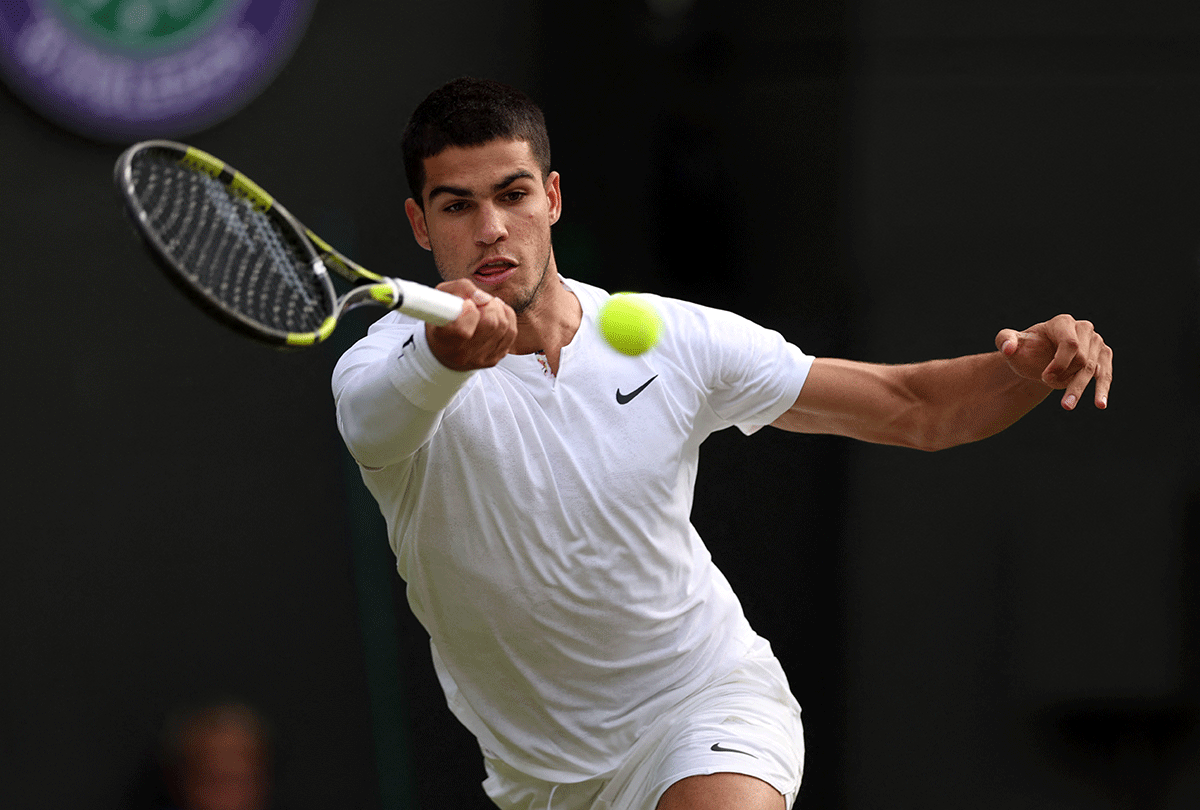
[425,278,518,371]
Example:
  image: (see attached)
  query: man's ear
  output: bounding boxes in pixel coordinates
[545,171,562,226]
[404,198,432,251]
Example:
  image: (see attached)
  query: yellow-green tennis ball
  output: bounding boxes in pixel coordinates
[598,294,662,356]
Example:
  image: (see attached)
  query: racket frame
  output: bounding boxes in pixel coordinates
[115,140,461,348]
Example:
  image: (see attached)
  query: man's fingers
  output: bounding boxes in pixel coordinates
[1045,341,1079,389]
[1041,317,1085,385]
[424,281,517,370]
[472,296,518,363]
[1050,321,1110,410]
[1093,343,1113,409]
[1060,374,1086,410]
[429,296,481,342]
[1000,315,1111,410]
[436,278,493,311]
[995,328,1022,356]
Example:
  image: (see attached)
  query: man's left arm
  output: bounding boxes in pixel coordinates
[772,314,1113,450]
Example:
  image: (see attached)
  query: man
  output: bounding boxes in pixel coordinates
[332,77,1112,810]
[158,700,273,810]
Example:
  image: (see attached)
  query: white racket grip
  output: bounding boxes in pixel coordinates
[391,279,465,326]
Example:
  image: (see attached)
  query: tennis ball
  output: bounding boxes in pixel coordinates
[598,293,662,356]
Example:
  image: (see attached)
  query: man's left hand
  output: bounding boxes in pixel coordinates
[995,314,1113,410]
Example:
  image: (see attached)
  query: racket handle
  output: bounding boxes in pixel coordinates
[390,279,465,326]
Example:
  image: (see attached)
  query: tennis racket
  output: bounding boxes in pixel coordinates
[113,140,464,348]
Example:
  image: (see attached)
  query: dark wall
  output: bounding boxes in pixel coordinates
[1,2,536,809]
[842,2,1200,808]
[3,2,1199,810]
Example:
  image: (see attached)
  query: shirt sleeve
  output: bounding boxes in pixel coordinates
[659,299,814,436]
[332,314,476,469]
[729,337,813,435]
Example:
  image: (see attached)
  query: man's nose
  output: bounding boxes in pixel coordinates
[475,204,507,245]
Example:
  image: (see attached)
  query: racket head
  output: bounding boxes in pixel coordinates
[114,140,339,347]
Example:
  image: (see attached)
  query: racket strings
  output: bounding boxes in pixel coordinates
[128,149,332,333]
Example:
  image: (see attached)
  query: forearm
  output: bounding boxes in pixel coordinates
[332,325,474,468]
[901,351,1052,450]
[775,353,1052,450]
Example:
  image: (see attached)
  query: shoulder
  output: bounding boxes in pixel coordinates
[645,293,786,357]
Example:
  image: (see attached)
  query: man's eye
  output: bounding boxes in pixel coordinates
[443,201,468,213]
[502,190,527,203]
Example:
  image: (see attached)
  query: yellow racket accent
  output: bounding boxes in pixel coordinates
[285,315,338,347]
[305,229,335,252]
[179,146,273,212]
[306,228,385,283]
[369,284,396,305]
[180,146,223,178]
[230,172,273,212]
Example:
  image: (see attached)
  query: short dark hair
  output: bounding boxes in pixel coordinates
[401,77,551,207]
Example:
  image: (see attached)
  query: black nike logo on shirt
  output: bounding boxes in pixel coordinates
[398,334,415,358]
[711,742,758,758]
[616,375,658,405]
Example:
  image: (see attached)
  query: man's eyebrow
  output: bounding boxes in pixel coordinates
[427,171,536,202]
[427,183,473,202]
[495,171,535,190]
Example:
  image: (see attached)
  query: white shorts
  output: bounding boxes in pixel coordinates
[480,639,805,810]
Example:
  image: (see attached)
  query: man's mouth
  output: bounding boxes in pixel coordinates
[473,258,517,285]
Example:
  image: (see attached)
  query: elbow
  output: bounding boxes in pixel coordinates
[901,412,965,453]
[907,411,992,453]
[896,430,951,453]
[913,434,959,453]
[336,399,387,469]
[334,375,438,470]
[336,396,419,470]
[333,380,396,469]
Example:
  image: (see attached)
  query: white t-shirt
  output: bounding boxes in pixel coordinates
[332,278,813,782]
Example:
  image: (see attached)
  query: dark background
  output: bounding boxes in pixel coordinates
[3,1,1199,808]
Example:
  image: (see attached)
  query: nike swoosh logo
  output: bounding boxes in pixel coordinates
[615,375,658,405]
[710,742,758,758]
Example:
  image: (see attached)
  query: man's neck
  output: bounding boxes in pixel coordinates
[510,276,581,375]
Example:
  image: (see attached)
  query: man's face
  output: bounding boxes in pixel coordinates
[178,722,269,810]
[405,139,561,315]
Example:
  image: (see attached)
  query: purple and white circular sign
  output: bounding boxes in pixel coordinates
[1,0,315,142]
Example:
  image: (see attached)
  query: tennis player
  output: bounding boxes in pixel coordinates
[332,77,1112,810]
